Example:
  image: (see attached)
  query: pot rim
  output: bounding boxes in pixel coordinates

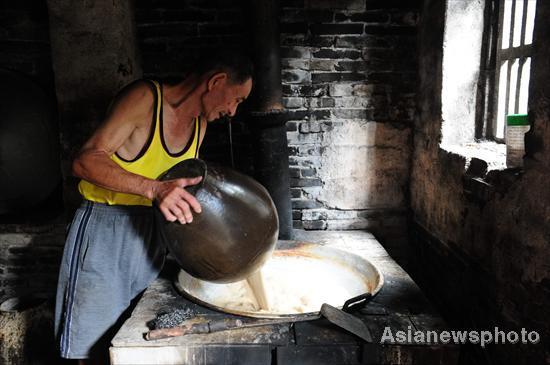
[173,241,384,319]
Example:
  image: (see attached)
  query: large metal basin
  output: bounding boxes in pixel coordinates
[174,242,384,318]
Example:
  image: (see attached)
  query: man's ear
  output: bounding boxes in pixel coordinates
[207,72,228,91]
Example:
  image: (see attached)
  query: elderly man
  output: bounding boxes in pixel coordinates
[55,51,253,364]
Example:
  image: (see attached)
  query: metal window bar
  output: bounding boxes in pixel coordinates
[501,57,513,139]
[514,57,527,114]
[491,0,534,141]
[475,0,500,139]
[520,0,528,46]
[490,0,507,140]
[509,0,516,50]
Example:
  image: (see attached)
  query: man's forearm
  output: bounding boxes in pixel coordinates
[73,150,158,200]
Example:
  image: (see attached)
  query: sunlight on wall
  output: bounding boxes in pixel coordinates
[441,0,484,147]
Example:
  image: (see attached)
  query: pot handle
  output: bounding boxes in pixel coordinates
[342,292,373,313]
[157,158,207,196]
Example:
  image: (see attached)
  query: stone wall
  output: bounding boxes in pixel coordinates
[410,0,550,363]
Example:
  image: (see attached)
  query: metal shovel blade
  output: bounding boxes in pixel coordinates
[320,303,373,342]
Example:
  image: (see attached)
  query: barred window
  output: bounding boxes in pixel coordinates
[489,0,537,140]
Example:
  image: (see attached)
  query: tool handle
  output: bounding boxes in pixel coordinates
[145,315,321,341]
[145,327,187,341]
[343,292,372,312]
[145,322,210,341]
[145,319,259,341]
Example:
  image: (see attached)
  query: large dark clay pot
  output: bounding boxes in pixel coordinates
[155,159,279,283]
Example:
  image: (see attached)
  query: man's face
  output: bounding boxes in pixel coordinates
[202,73,252,122]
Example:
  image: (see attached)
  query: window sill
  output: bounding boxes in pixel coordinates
[440,140,506,172]
[440,141,524,203]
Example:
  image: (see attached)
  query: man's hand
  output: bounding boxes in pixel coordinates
[151,177,203,224]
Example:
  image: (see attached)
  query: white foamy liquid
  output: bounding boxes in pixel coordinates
[194,255,370,314]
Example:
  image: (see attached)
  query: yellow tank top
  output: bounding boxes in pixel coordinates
[78,80,201,206]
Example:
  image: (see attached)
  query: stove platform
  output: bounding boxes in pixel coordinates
[110,230,459,365]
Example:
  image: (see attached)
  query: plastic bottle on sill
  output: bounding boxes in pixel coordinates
[506,114,530,168]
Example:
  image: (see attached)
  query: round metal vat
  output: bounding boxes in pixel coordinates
[174,242,384,319]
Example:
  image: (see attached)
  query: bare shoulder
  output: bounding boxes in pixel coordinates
[115,79,155,102]
[107,80,156,127]
[79,80,157,155]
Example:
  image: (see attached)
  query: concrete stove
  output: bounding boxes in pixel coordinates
[110,230,459,365]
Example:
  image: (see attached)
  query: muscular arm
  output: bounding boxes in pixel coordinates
[73,81,160,199]
[73,81,201,223]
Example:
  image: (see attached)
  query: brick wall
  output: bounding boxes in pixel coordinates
[135,0,247,78]
[279,0,419,263]
[280,0,418,219]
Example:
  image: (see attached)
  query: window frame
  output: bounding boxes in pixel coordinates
[477,0,535,142]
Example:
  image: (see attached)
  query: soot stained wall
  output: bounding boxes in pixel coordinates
[410,1,550,363]
[279,0,419,262]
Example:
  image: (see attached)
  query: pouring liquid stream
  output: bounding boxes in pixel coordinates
[246,269,271,311]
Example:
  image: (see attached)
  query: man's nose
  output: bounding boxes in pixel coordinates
[228,104,238,117]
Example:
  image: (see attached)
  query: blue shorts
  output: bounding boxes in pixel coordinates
[54,200,165,359]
